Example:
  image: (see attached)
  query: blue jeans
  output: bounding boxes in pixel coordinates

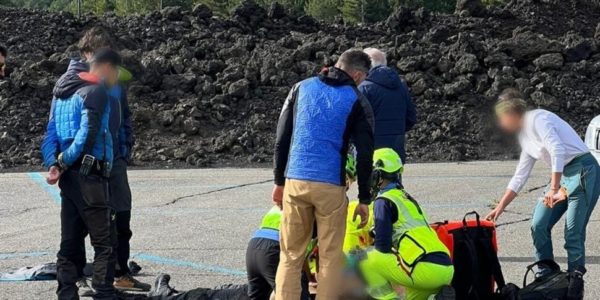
[531,153,600,271]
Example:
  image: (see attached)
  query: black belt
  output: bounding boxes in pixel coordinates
[420,252,452,266]
[70,158,108,177]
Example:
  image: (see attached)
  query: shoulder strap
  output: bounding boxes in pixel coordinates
[523,259,561,287]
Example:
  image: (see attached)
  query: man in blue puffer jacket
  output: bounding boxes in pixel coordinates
[359,48,417,164]
[41,49,122,300]
[46,27,146,294]
[272,49,375,300]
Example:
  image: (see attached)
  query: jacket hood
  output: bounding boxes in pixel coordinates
[318,67,356,87]
[366,66,401,89]
[53,59,90,99]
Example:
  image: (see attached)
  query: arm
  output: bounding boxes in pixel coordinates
[62,87,108,166]
[506,150,536,194]
[351,94,375,204]
[273,84,299,186]
[488,150,535,221]
[373,199,398,253]
[403,81,417,131]
[534,114,565,188]
[119,87,135,160]
[41,99,59,169]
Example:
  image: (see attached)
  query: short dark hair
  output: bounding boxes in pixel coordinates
[337,49,371,73]
[78,26,116,56]
[91,48,122,67]
[0,45,7,58]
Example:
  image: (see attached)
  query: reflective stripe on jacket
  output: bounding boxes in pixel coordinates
[377,188,449,266]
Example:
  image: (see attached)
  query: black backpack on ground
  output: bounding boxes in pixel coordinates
[444,212,507,300]
[519,260,569,300]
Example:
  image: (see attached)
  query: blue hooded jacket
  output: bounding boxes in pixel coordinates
[358,66,417,163]
[41,61,113,169]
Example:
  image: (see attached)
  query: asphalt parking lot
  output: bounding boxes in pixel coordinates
[1,161,599,299]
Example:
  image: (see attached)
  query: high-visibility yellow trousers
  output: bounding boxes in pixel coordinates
[359,249,454,300]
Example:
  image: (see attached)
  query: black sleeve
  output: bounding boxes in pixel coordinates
[121,88,135,151]
[350,92,375,204]
[81,85,109,155]
[273,84,299,186]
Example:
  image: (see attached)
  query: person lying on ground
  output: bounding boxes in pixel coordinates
[355,148,455,300]
[486,88,600,299]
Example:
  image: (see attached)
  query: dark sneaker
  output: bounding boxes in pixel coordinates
[148,274,178,297]
[128,261,142,276]
[77,278,96,297]
[433,285,455,300]
[567,270,584,300]
[114,274,151,292]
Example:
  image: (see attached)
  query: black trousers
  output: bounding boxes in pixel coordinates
[115,210,132,277]
[58,170,117,300]
[110,158,133,277]
[245,238,310,300]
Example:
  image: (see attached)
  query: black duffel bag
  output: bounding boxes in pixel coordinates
[519,260,569,300]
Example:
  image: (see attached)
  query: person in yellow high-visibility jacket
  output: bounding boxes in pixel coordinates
[343,152,375,254]
[357,148,455,300]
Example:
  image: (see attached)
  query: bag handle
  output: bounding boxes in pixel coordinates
[463,211,481,228]
[522,259,561,287]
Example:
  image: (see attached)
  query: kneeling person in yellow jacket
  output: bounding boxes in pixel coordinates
[358,148,454,300]
[343,153,374,254]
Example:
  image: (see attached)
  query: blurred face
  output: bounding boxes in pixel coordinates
[90,63,119,87]
[83,52,94,62]
[0,54,6,79]
[496,111,523,134]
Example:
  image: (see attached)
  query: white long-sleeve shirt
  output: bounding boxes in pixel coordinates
[507,109,589,193]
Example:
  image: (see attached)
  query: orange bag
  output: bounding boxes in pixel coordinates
[430,211,505,300]
[431,211,498,259]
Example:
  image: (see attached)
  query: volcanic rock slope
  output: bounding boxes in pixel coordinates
[0,0,599,169]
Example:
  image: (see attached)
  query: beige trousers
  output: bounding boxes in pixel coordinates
[275,179,348,300]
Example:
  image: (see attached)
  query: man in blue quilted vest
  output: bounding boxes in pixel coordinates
[41,49,122,300]
[272,49,375,300]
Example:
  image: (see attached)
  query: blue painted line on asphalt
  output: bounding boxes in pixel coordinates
[132,253,246,277]
[0,251,51,260]
[27,172,61,205]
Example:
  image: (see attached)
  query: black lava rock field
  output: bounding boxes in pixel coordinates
[1,0,599,170]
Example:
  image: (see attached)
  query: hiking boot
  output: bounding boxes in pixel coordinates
[148,274,178,297]
[567,270,585,300]
[114,274,151,292]
[77,278,95,297]
[431,286,455,300]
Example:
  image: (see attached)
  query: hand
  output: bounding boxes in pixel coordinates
[543,188,559,208]
[272,185,284,209]
[353,203,369,229]
[46,166,62,185]
[485,206,504,222]
[546,188,567,208]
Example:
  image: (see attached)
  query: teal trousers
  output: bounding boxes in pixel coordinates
[531,153,600,271]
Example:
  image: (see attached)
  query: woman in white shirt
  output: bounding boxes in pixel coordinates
[486,89,600,298]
